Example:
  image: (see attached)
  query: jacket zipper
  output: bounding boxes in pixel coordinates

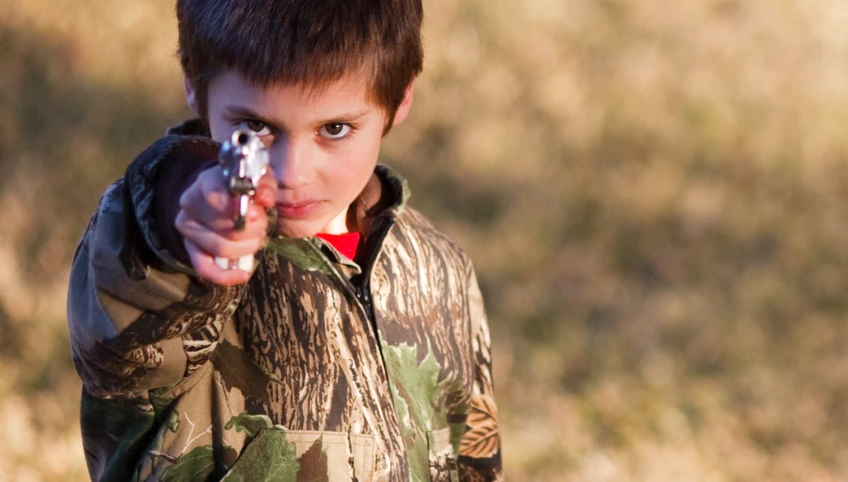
[318,216,413,479]
[351,217,394,330]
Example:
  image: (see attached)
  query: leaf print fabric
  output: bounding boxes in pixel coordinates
[460,394,499,459]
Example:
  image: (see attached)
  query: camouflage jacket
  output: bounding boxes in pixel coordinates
[67,122,502,482]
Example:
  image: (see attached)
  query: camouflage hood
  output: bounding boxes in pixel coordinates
[67,122,502,482]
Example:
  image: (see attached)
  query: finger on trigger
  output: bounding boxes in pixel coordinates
[246,202,269,222]
[254,174,277,208]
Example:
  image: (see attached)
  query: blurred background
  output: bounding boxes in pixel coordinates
[3,0,848,480]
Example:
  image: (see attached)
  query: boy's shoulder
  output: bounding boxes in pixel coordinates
[390,205,476,281]
[165,118,211,137]
[397,207,466,254]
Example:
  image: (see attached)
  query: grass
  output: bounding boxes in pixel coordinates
[3,0,848,480]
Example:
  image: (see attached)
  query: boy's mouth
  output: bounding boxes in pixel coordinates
[276,200,323,219]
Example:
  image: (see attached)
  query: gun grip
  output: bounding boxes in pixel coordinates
[214,255,254,272]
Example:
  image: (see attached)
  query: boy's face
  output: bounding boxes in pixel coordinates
[187,70,412,238]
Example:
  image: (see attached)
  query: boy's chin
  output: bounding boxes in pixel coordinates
[273,220,329,239]
[273,206,352,238]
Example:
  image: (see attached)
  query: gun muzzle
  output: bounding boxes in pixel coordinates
[215,129,270,271]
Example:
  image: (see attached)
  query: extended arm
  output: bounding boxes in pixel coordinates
[457,268,503,482]
[67,136,243,397]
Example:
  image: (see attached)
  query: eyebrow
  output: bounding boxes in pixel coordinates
[222,105,371,127]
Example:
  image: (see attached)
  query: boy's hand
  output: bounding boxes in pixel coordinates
[175,166,277,286]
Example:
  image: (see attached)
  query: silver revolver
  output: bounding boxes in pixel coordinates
[214,129,270,271]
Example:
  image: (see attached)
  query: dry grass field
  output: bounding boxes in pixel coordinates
[3,0,848,480]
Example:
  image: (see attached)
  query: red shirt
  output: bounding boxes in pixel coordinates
[316,232,361,261]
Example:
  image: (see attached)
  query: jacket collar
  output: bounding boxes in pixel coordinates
[351,164,409,236]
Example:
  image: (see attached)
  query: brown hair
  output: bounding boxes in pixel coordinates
[176,0,423,131]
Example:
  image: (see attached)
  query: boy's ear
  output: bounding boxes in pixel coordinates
[392,82,415,126]
[184,77,200,115]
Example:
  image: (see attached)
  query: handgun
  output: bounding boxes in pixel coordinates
[213,128,269,272]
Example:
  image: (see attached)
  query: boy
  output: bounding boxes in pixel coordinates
[67,0,502,480]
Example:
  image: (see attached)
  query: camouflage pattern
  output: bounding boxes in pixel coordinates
[67,122,502,481]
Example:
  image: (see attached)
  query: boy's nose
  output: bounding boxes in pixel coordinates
[270,135,317,190]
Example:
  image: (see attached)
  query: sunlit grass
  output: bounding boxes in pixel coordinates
[3,0,848,480]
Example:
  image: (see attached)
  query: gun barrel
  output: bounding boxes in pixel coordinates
[214,129,270,270]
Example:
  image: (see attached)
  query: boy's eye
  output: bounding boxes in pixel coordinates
[319,123,351,139]
[240,120,271,136]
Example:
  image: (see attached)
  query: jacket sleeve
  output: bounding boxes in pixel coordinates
[457,266,503,481]
[67,136,245,398]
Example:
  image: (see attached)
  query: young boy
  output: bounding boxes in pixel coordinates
[67,0,501,480]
